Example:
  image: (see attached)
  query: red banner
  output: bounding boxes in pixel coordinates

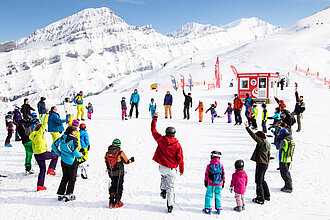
[230,65,238,79]
[215,57,220,88]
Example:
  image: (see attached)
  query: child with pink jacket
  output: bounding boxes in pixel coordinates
[230,159,248,212]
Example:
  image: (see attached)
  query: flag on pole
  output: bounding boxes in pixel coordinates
[180,74,185,89]
[215,57,220,88]
[170,75,177,91]
[188,74,192,91]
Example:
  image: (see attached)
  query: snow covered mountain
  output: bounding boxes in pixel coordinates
[0,7,277,106]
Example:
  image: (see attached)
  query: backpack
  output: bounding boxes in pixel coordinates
[208,164,223,184]
[105,151,122,171]
[284,140,295,157]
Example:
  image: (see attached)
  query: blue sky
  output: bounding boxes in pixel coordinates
[0,0,329,43]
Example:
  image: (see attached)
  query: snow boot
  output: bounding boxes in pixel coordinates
[37,186,47,192]
[234,206,242,212]
[58,195,65,201]
[242,205,245,210]
[265,197,270,201]
[202,208,211,215]
[168,205,173,213]
[160,190,166,199]
[114,201,124,208]
[109,193,115,208]
[5,144,13,147]
[47,168,56,176]
[215,210,221,215]
[64,194,76,202]
[252,198,264,205]
[281,187,292,193]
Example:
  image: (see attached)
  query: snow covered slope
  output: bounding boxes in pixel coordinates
[0,7,277,107]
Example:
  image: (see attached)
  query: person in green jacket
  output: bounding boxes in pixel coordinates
[29,108,58,192]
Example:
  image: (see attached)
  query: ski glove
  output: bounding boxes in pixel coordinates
[204,181,208,188]
[130,157,135,163]
[222,181,225,189]
[229,187,233,193]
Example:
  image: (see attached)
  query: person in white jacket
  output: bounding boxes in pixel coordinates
[64,98,75,125]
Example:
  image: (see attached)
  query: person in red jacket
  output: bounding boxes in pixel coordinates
[151,112,184,213]
[233,94,244,125]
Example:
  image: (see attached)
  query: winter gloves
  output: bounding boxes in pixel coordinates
[222,181,225,189]
[204,181,208,188]
[229,187,233,193]
[130,157,135,163]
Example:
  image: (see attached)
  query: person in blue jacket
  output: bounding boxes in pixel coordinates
[163,91,173,119]
[48,106,68,143]
[149,98,157,118]
[37,97,47,119]
[244,93,253,127]
[78,123,90,164]
[52,125,83,202]
[129,89,140,118]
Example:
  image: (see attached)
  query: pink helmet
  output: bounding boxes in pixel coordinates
[72,119,79,126]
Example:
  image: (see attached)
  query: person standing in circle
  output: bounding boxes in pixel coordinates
[233,94,243,125]
[129,89,140,119]
[74,91,85,121]
[163,91,173,119]
[183,89,192,120]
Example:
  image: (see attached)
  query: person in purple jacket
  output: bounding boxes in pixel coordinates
[13,106,23,141]
[203,151,225,215]
[230,160,248,212]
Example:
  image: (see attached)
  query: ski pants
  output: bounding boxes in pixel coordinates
[280,162,292,190]
[183,105,190,119]
[234,109,242,124]
[198,111,203,122]
[159,165,177,207]
[211,111,217,122]
[227,113,232,123]
[251,118,258,128]
[151,110,156,118]
[66,114,74,126]
[164,105,172,118]
[129,102,139,118]
[57,160,78,195]
[50,132,62,143]
[109,175,124,203]
[122,109,127,120]
[5,129,13,145]
[255,163,270,201]
[262,120,267,133]
[87,112,92,119]
[291,112,301,131]
[76,105,85,120]
[204,185,222,210]
[23,141,33,171]
[34,151,58,186]
[235,193,245,207]
[15,125,21,141]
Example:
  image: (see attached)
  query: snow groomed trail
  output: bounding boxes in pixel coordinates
[1,69,330,220]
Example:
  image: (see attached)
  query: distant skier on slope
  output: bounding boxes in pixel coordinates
[151,112,184,213]
[291,89,305,132]
[183,89,192,120]
[129,89,140,119]
[21,98,35,118]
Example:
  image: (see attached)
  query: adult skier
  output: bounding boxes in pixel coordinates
[37,97,47,119]
[129,89,140,118]
[151,112,184,213]
[291,90,305,132]
[244,94,253,126]
[21,98,35,118]
[233,94,244,125]
[183,89,192,120]
[13,106,22,141]
[48,106,68,143]
[74,91,85,121]
[163,91,173,119]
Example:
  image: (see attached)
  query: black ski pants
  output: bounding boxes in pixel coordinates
[262,121,267,133]
[255,163,270,201]
[129,102,139,118]
[183,105,190,119]
[5,129,13,145]
[57,161,78,195]
[251,118,258,129]
[109,175,124,203]
[280,162,292,190]
[234,109,242,124]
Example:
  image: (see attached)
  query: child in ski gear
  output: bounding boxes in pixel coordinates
[64,97,75,125]
[164,91,173,119]
[151,112,184,213]
[52,126,83,201]
[129,89,140,118]
[276,123,295,193]
[29,109,58,191]
[17,115,39,174]
[48,106,68,143]
[85,103,93,120]
[261,103,268,133]
[251,104,258,129]
[245,123,271,204]
[5,111,14,147]
[203,151,225,215]
[13,106,22,141]
[230,160,248,212]
[291,90,305,132]
[74,91,85,121]
[105,138,134,208]
[78,123,90,164]
[195,101,204,122]
[233,94,244,125]
[21,98,35,118]
[30,113,40,131]
[224,102,233,123]
[121,97,128,120]
[205,101,218,123]
[183,90,192,120]
[149,98,157,118]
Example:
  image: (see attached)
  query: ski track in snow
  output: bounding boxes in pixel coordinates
[0,68,330,219]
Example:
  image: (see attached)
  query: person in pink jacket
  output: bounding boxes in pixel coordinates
[230,160,248,212]
[203,151,225,215]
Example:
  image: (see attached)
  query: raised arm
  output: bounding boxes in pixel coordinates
[246,127,263,145]
[151,116,162,142]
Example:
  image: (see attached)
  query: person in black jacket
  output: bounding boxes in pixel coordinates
[37,97,47,118]
[17,115,39,174]
[291,90,305,132]
[21,98,35,118]
[183,89,192,120]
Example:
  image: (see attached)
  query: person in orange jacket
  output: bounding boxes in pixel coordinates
[195,101,204,122]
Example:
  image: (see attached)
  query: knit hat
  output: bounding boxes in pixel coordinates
[112,138,121,146]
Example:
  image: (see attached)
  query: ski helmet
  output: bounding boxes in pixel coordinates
[7,111,13,116]
[261,103,266,108]
[165,127,176,137]
[65,97,70,102]
[72,119,79,126]
[31,112,37,117]
[210,150,221,159]
[79,123,86,130]
[234,160,244,170]
[14,106,20,110]
[122,97,126,100]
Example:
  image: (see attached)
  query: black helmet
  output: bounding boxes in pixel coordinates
[165,127,176,137]
[235,160,244,170]
[211,150,221,159]
[7,111,13,116]
[261,103,266,108]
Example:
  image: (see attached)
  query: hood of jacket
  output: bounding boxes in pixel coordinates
[163,136,179,145]
[210,158,220,165]
[235,169,246,177]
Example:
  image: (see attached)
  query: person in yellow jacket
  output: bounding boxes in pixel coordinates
[74,91,85,121]
[195,101,204,122]
[261,103,268,133]
[29,108,59,192]
[251,104,258,130]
